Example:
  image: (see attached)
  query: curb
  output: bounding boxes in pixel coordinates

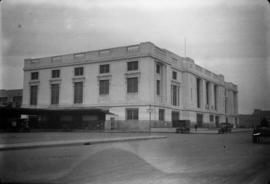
[0,136,167,151]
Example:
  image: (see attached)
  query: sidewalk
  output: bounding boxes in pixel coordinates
[0,133,166,151]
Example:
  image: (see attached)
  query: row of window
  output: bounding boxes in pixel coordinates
[29,77,139,105]
[155,63,178,80]
[30,61,139,80]
[126,108,165,120]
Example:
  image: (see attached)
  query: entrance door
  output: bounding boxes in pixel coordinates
[197,114,203,127]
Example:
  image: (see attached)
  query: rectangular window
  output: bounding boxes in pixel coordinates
[51,70,60,78]
[51,84,60,105]
[127,61,138,71]
[30,85,38,105]
[99,64,110,74]
[31,72,39,80]
[74,82,83,104]
[0,97,8,104]
[159,109,165,121]
[127,77,138,93]
[171,85,179,106]
[156,64,160,74]
[99,80,109,95]
[126,108,139,120]
[74,67,84,76]
[172,71,177,80]
[206,81,209,105]
[214,85,217,110]
[210,115,214,122]
[156,80,160,95]
[197,78,201,108]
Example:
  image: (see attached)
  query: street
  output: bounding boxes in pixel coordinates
[1,132,270,184]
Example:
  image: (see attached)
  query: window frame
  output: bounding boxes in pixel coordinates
[30,85,38,105]
[99,64,110,74]
[74,82,83,104]
[127,61,138,71]
[99,79,109,95]
[127,77,138,93]
[31,72,39,80]
[74,67,84,76]
[172,71,177,80]
[126,108,139,120]
[51,83,60,105]
[51,69,60,78]
[159,109,165,121]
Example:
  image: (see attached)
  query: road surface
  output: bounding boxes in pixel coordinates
[1,132,269,184]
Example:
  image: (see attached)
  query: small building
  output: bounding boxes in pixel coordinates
[239,109,270,128]
[0,89,22,107]
[22,42,238,131]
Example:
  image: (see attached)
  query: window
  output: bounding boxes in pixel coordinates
[74,67,84,76]
[52,70,60,78]
[31,72,39,80]
[171,84,179,106]
[156,64,161,74]
[0,97,8,105]
[127,61,138,71]
[99,80,109,95]
[126,108,139,120]
[156,80,160,95]
[30,85,38,105]
[100,64,110,74]
[159,109,165,121]
[127,77,138,93]
[172,71,177,80]
[206,81,210,105]
[214,85,217,110]
[210,115,214,122]
[74,82,83,104]
[197,78,201,108]
[51,84,60,105]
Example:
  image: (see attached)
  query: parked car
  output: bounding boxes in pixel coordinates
[175,120,190,134]
[218,123,233,134]
[252,118,270,143]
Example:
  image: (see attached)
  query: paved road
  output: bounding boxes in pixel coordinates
[1,132,269,184]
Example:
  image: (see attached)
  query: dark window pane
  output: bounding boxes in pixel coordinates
[31,72,39,80]
[127,61,138,71]
[74,82,83,104]
[159,109,165,121]
[172,71,177,80]
[126,109,139,120]
[52,70,60,78]
[99,80,109,95]
[30,85,38,105]
[127,77,138,93]
[157,80,160,95]
[74,67,84,76]
[156,64,160,74]
[51,84,60,104]
[100,64,110,73]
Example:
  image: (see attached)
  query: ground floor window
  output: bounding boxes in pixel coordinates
[126,108,139,120]
[159,109,165,121]
[171,111,179,122]
[210,115,214,122]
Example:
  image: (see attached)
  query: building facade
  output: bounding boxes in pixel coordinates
[22,42,238,130]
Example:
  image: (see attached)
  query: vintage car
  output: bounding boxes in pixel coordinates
[218,123,233,134]
[175,120,191,134]
[252,126,270,143]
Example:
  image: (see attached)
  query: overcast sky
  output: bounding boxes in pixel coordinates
[0,0,269,114]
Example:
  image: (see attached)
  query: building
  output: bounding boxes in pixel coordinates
[0,89,22,107]
[239,109,270,128]
[22,42,238,131]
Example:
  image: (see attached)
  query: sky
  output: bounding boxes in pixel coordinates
[0,0,269,114]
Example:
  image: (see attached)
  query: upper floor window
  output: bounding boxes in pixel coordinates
[127,77,138,93]
[74,67,84,76]
[172,71,177,80]
[100,64,110,74]
[156,64,161,74]
[30,85,38,105]
[99,80,109,95]
[52,70,60,78]
[127,61,138,71]
[31,72,39,80]
[156,80,160,95]
[74,82,83,104]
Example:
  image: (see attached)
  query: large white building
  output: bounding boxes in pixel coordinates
[22,42,238,131]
